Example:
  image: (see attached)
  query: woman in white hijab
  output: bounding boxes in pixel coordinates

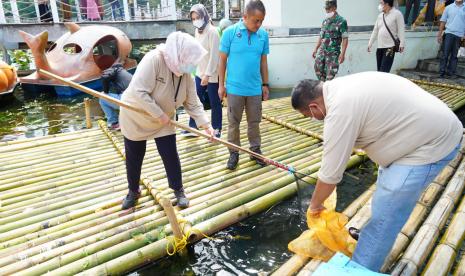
[119,32,214,209]
[182,4,222,138]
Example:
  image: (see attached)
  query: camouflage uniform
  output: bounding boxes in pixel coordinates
[315,13,348,81]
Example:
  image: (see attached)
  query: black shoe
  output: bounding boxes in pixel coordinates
[250,148,266,167]
[174,189,189,208]
[227,152,239,170]
[122,190,140,210]
[349,227,360,241]
[440,73,445,78]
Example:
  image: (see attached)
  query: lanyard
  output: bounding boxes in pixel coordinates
[172,73,182,103]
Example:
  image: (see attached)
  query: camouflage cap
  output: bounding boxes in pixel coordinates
[325,0,337,8]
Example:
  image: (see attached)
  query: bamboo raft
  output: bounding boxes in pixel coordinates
[0,80,463,275]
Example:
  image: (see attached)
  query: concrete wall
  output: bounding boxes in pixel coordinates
[268,31,439,88]
[1,21,176,46]
[264,0,379,28]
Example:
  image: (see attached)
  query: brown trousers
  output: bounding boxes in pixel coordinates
[227,94,262,153]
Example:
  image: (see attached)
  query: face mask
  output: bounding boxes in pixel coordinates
[309,105,326,123]
[325,12,335,18]
[378,4,384,12]
[179,64,196,74]
[193,19,204,29]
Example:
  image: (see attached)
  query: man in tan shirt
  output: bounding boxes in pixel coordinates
[291,72,462,271]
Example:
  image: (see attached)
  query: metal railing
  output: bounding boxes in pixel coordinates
[0,0,234,24]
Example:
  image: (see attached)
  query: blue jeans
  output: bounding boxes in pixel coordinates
[111,0,124,20]
[189,76,222,131]
[99,93,121,125]
[352,143,461,271]
[440,33,461,75]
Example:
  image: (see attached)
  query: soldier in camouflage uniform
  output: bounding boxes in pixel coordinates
[312,0,349,81]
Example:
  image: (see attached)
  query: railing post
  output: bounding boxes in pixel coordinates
[75,0,82,21]
[49,0,60,23]
[213,0,217,19]
[0,0,7,24]
[133,0,138,19]
[10,0,20,23]
[167,0,176,20]
[34,0,41,22]
[224,0,229,19]
[122,0,130,21]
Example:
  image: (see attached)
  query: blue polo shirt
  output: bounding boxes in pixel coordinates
[440,2,465,38]
[219,20,270,96]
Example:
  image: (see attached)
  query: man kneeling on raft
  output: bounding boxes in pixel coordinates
[291,72,462,272]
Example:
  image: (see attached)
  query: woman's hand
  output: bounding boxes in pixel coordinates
[201,75,209,86]
[202,124,215,141]
[158,113,171,126]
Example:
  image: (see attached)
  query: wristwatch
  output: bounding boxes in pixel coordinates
[262,83,269,87]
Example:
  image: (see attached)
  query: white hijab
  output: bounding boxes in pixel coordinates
[158,32,207,76]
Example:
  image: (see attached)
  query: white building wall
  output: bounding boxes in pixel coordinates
[263,0,379,28]
[268,31,439,88]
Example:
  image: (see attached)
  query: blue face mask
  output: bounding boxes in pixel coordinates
[179,64,196,74]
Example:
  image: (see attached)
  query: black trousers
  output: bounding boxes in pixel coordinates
[124,135,182,193]
[376,48,395,73]
[38,4,52,22]
[425,0,436,23]
[404,0,420,25]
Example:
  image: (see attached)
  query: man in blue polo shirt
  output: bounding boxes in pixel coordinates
[218,0,270,170]
[438,0,465,78]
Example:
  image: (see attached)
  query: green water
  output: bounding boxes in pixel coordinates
[0,88,103,141]
[0,88,376,275]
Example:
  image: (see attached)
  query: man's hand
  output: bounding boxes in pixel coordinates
[338,53,345,64]
[437,33,443,44]
[201,75,209,86]
[399,46,405,53]
[312,50,318,59]
[158,113,171,126]
[218,85,227,101]
[367,46,372,53]
[307,204,326,218]
[262,85,270,101]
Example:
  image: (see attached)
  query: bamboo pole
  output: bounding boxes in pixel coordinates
[391,157,465,275]
[84,98,92,129]
[422,196,465,276]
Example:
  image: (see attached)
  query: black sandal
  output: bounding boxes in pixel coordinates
[349,227,360,241]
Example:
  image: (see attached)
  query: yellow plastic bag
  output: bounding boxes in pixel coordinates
[288,189,357,261]
[413,2,445,28]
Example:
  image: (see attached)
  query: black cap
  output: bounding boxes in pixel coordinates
[325,0,337,8]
